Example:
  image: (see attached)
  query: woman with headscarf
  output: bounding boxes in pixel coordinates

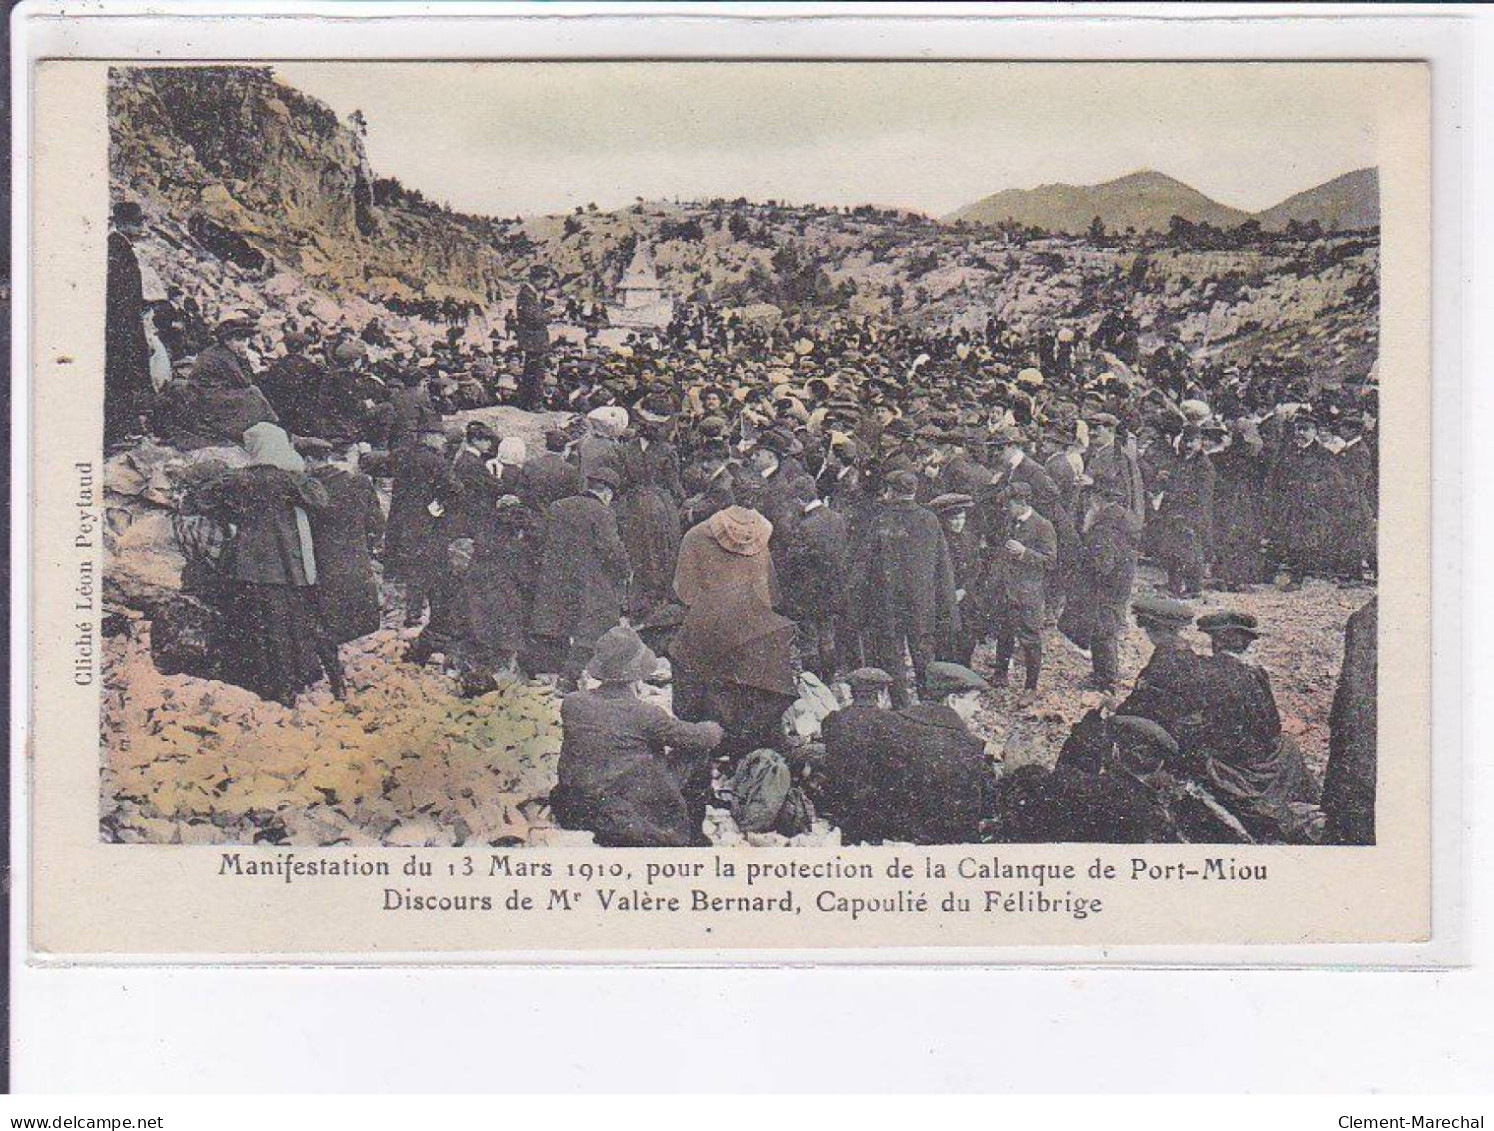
[186,422,344,705]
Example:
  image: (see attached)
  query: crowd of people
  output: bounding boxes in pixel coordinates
[104,200,1381,850]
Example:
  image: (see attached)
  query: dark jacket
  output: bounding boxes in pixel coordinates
[525,451,584,511]
[195,466,328,587]
[529,491,630,642]
[682,465,736,528]
[821,702,989,845]
[991,507,1057,605]
[552,685,720,847]
[1150,446,1217,562]
[853,498,960,644]
[642,438,685,506]
[1082,502,1140,605]
[308,466,385,643]
[1189,649,1318,842]
[1116,635,1210,749]
[447,448,524,550]
[382,443,457,583]
[615,440,683,620]
[385,384,438,451]
[785,503,851,623]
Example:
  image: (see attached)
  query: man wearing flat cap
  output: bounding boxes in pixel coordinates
[1189,611,1322,842]
[1113,594,1209,749]
[1085,411,1146,524]
[989,480,1057,695]
[852,468,960,707]
[819,661,993,845]
[929,492,984,666]
[1065,481,1142,692]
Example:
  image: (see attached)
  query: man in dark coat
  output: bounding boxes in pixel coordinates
[161,314,279,449]
[680,441,737,528]
[819,662,992,845]
[528,466,631,689]
[1086,412,1146,527]
[552,624,724,847]
[930,492,982,665]
[1266,411,1353,585]
[1190,612,1321,842]
[1115,595,1209,743]
[445,422,512,551]
[305,441,386,646]
[783,479,852,681]
[515,269,551,411]
[526,429,585,510]
[1211,418,1271,588]
[1323,597,1377,845]
[817,667,895,839]
[105,202,152,448]
[989,431,1075,614]
[375,425,456,627]
[1068,489,1141,692]
[853,470,960,707]
[385,371,440,452]
[1149,427,1216,597]
[611,423,683,623]
[990,481,1057,693]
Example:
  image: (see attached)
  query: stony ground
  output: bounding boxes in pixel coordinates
[99,566,1369,847]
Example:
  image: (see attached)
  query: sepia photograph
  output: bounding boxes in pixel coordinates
[95,60,1384,854]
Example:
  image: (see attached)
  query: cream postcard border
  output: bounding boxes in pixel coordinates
[12,5,1455,965]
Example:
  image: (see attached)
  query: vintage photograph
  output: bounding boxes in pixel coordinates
[98,61,1381,853]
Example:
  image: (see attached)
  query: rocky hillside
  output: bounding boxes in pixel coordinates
[111,66,513,307]
[111,66,1378,384]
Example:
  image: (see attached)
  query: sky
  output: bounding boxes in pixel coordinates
[274,61,1388,220]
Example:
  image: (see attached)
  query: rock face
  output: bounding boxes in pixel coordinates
[111,66,508,308]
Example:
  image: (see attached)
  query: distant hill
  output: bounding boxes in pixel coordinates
[1257,168,1379,232]
[945,170,1252,235]
[947,167,1380,235]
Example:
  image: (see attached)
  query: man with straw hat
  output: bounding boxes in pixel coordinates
[550,623,723,847]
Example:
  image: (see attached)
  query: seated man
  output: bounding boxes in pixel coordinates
[818,662,994,845]
[550,623,724,847]
[1115,595,1208,739]
[1187,611,1323,844]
